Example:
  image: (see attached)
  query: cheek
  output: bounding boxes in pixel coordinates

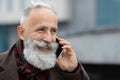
[52,36,56,42]
[29,33,43,40]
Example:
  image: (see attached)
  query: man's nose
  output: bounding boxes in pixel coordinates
[43,32,52,43]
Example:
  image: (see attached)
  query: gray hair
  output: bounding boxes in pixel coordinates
[20,0,56,25]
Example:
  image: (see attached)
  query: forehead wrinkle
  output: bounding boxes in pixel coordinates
[35,24,57,29]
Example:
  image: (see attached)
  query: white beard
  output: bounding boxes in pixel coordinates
[23,38,58,70]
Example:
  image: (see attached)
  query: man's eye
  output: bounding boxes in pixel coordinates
[40,28,45,31]
[36,28,45,32]
[52,29,57,33]
[52,28,57,33]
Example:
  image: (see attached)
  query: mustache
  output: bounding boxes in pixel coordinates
[32,40,58,50]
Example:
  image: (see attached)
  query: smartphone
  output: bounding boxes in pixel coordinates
[56,37,63,58]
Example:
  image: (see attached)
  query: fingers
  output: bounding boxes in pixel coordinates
[58,38,74,54]
[59,38,71,46]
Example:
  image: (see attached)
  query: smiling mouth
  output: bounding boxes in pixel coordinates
[36,45,50,51]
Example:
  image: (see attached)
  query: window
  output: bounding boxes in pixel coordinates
[7,0,13,12]
[0,0,1,11]
[20,0,27,10]
[97,0,120,27]
[0,27,9,53]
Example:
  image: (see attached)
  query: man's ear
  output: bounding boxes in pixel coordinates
[17,25,25,40]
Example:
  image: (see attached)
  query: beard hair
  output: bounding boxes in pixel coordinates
[23,38,58,70]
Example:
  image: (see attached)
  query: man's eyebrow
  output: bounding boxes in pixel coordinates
[52,27,58,30]
[36,25,46,28]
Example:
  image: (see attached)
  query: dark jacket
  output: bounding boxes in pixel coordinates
[0,43,90,80]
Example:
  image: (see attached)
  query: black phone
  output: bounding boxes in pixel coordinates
[56,37,63,58]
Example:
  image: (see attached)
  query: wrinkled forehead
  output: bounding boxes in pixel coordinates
[30,7,57,17]
[20,2,57,25]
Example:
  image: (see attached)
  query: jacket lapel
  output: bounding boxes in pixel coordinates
[0,48,19,80]
[0,68,15,80]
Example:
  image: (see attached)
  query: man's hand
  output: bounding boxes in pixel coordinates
[56,38,78,72]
